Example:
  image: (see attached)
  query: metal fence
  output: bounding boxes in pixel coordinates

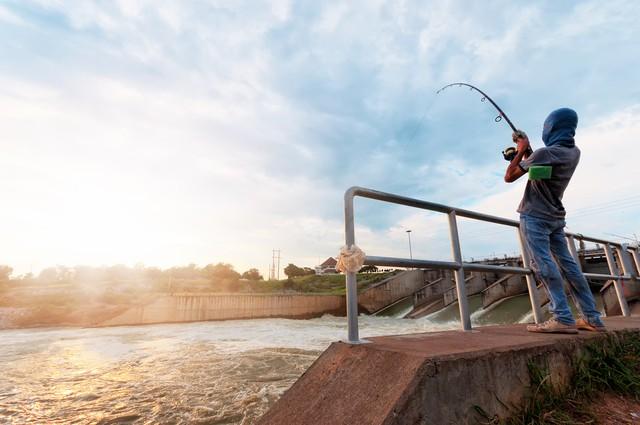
[343,186,640,344]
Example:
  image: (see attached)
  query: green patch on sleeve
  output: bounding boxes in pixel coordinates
[528,165,552,180]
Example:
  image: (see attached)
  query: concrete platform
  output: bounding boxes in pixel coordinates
[258,316,640,425]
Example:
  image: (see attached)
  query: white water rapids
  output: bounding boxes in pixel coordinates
[0,294,547,424]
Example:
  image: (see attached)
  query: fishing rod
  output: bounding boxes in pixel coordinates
[436,82,531,160]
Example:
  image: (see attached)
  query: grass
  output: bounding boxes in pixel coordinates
[476,332,640,424]
[245,272,395,295]
[290,272,394,294]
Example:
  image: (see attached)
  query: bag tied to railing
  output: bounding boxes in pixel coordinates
[336,245,366,273]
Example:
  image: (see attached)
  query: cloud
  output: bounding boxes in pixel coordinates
[338,103,640,269]
[0,1,638,277]
[0,4,26,25]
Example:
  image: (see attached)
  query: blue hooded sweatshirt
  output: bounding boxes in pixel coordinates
[517,108,581,220]
[542,108,578,147]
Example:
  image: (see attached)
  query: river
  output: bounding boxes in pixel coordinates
[0,294,564,424]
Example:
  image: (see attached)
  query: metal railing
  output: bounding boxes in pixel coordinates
[343,186,639,344]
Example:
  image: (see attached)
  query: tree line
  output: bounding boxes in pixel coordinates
[0,262,382,284]
[0,263,264,285]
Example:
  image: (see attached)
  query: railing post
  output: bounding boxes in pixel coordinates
[518,228,543,324]
[616,244,640,313]
[604,244,631,317]
[566,235,583,271]
[344,189,361,343]
[448,211,471,331]
[630,247,640,276]
[616,244,639,280]
[565,234,588,316]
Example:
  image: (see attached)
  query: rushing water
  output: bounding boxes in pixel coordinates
[0,294,581,424]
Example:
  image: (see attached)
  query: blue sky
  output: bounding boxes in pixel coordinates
[1,1,639,277]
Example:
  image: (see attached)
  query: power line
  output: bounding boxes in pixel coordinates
[571,194,640,213]
[605,232,640,245]
[570,201,640,220]
[573,198,640,214]
[374,194,639,259]
[566,195,640,219]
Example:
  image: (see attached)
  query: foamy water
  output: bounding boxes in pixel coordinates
[0,315,463,424]
[0,289,604,424]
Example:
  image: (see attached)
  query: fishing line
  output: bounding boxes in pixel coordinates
[436,82,518,132]
[436,82,530,160]
[406,82,514,145]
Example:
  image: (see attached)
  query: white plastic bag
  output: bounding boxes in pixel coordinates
[336,245,366,273]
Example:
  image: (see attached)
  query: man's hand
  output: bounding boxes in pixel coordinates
[505,130,530,183]
[513,129,529,145]
[517,137,529,151]
[512,129,527,142]
[513,130,531,159]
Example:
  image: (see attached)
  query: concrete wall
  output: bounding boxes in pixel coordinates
[414,273,454,308]
[99,293,346,326]
[601,279,640,316]
[405,298,444,319]
[443,272,491,306]
[358,270,426,314]
[408,272,490,319]
[481,274,527,308]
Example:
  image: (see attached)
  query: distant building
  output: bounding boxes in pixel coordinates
[315,257,338,275]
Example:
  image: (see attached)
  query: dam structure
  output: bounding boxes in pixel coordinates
[362,248,634,321]
[99,293,346,326]
[97,252,621,328]
[259,187,640,425]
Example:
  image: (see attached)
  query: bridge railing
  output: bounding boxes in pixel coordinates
[343,186,639,344]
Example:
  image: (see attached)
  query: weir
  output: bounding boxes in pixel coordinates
[258,187,640,424]
[99,293,346,326]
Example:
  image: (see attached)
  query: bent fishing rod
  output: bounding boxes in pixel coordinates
[436,82,531,160]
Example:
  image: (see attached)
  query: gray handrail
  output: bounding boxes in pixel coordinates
[343,186,637,344]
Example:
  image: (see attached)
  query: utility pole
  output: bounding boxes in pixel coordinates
[406,230,413,263]
[271,249,281,280]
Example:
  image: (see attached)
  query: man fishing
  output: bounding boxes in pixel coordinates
[504,108,606,333]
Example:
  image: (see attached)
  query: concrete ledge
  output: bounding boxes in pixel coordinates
[258,316,640,425]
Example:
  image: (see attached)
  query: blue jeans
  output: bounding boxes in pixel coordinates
[520,214,604,326]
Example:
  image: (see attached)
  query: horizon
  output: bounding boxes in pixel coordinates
[1,1,639,279]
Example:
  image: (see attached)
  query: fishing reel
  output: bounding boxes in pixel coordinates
[502,130,533,161]
[502,146,518,161]
[502,145,534,161]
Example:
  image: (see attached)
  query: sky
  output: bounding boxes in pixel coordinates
[1,0,639,278]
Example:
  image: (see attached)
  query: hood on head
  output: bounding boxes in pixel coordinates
[542,108,578,147]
